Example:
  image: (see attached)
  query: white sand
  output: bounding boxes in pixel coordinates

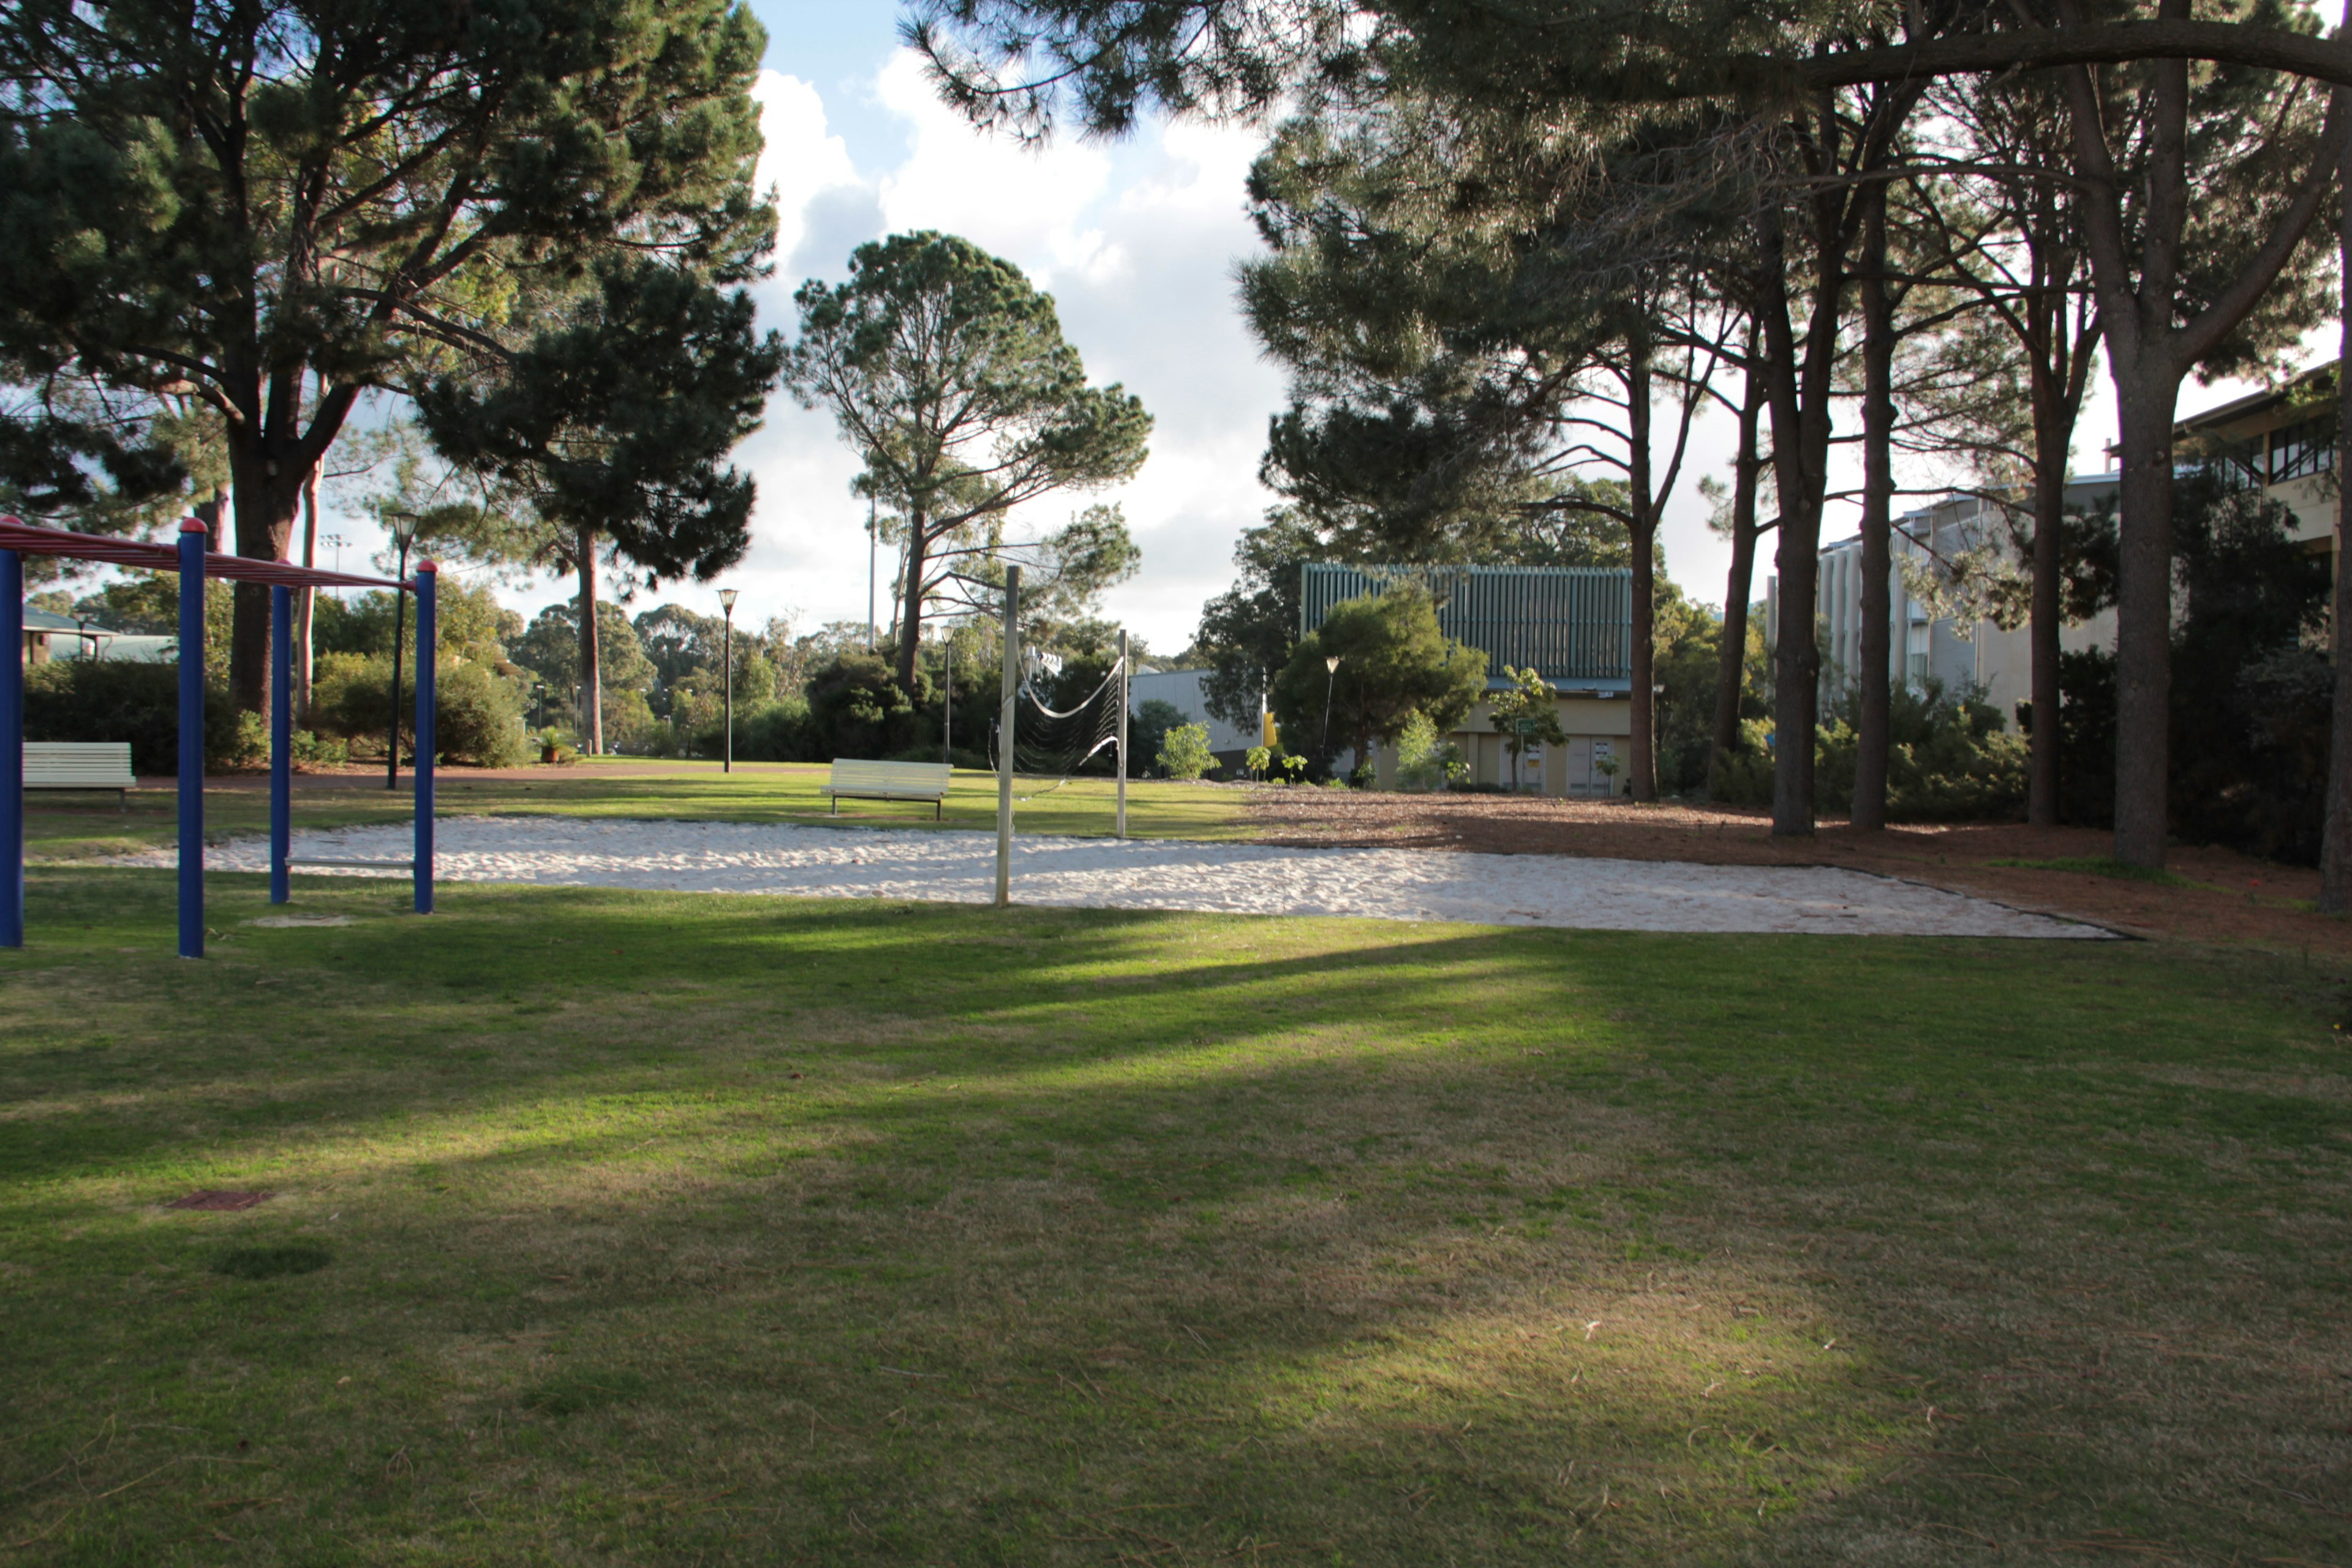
[123,816,2109,938]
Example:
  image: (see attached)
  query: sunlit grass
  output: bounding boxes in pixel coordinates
[1,869,2347,1563]
[22,762,1254,862]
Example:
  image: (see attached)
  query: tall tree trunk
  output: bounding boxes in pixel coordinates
[2319,93,2352,911]
[1627,341,1657,802]
[1709,354,1766,797]
[1759,195,1837,838]
[896,516,929,696]
[577,527,605,755]
[2108,353,2178,867]
[2027,408,2067,828]
[297,463,319,722]
[1852,189,1895,831]
[226,465,304,715]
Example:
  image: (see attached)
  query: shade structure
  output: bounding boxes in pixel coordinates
[1,515,434,954]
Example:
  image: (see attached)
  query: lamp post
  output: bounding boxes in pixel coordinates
[383,510,421,790]
[718,587,739,773]
[1320,654,1341,764]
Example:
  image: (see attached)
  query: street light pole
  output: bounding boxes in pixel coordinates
[718,588,739,773]
[1321,654,1341,765]
[384,511,420,791]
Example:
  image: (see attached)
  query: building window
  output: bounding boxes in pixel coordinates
[2270,416,2335,483]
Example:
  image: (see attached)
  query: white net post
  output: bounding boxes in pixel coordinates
[1116,627,1129,839]
[997,566,1019,907]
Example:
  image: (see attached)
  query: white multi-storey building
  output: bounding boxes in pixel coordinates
[1769,360,2340,728]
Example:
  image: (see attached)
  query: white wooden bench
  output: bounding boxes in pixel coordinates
[826,759,953,820]
[24,742,136,809]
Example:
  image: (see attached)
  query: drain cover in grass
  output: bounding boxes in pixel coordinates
[166,1190,274,1210]
[247,914,353,927]
[213,1242,333,1280]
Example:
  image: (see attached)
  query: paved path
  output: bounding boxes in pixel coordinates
[128,816,2111,938]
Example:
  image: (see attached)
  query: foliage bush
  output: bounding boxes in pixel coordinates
[1392,710,1468,792]
[24,658,252,772]
[1156,722,1217,780]
[309,652,530,767]
[1129,699,1188,776]
[804,651,929,760]
[702,696,813,763]
[1714,681,2026,822]
[2036,474,2331,862]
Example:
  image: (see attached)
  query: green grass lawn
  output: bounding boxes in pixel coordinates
[23,762,1254,862]
[3,869,2347,1564]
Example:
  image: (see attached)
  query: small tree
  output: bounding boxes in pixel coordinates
[1156,723,1216,780]
[1486,665,1568,792]
[1268,587,1487,771]
[1393,710,1469,792]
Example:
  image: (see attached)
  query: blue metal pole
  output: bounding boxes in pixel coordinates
[178,520,205,959]
[270,583,291,904]
[1,546,23,950]
[413,562,435,915]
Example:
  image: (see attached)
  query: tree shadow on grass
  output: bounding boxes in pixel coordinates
[1,869,2346,1564]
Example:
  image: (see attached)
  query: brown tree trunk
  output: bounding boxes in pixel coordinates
[227,467,304,715]
[2320,93,2352,910]
[2027,413,2067,827]
[2109,356,2177,867]
[1759,197,1835,839]
[296,464,319,722]
[896,514,929,696]
[1627,341,1657,802]
[1852,189,1894,831]
[578,527,605,755]
[1709,351,1766,797]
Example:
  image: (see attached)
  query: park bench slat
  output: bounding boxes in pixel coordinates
[23,742,135,805]
[827,759,953,820]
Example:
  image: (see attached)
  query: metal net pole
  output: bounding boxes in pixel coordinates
[177,520,205,959]
[0,546,21,949]
[1116,627,1128,839]
[997,567,1019,908]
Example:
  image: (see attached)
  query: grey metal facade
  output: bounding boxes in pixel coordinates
[1298,564,1633,691]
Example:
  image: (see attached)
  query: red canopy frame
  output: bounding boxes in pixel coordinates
[0,516,437,956]
[0,517,407,590]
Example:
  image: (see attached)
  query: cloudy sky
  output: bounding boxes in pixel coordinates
[334,0,2313,652]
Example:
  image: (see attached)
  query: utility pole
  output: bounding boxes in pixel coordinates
[865,498,876,652]
[997,567,1019,908]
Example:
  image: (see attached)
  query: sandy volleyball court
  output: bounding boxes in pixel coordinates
[124,816,2111,938]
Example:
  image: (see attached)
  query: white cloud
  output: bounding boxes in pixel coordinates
[870,53,1121,288]
[468,52,1286,656]
[751,70,859,268]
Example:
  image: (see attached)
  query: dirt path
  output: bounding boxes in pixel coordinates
[1245,789,2342,954]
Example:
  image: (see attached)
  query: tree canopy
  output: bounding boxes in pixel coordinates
[785,230,1152,695]
[0,0,773,709]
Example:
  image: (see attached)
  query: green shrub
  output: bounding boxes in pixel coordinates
[697,696,813,762]
[310,652,529,767]
[1156,722,1216,780]
[1715,682,2025,822]
[804,652,927,760]
[1392,710,1468,793]
[24,658,253,773]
